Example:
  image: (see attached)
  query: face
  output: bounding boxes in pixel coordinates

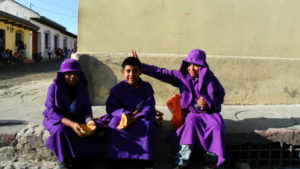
[64,71,80,86]
[187,63,200,78]
[122,65,142,86]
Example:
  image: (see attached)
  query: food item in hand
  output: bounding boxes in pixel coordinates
[117,113,128,130]
[79,124,96,135]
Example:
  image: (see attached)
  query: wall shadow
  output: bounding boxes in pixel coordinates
[77,54,118,105]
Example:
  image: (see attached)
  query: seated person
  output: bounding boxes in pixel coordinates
[42,59,101,168]
[33,52,43,63]
[132,49,226,169]
[105,57,156,169]
[0,48,8,62]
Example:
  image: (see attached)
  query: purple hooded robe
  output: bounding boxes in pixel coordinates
[141,49,226,166]
[42,59,101,162]
[105,79,156,160]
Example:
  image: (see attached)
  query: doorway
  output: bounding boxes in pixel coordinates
[0,29,5,50]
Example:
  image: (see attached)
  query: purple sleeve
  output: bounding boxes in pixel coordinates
[135,84,156,120]
[206,77,225,113]
[142,63,181,87]
[106,86,131,118]
[43,84,64,125]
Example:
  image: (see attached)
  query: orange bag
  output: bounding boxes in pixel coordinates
[166,94,183,130]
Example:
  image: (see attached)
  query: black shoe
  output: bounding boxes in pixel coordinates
[203,163,217,169]
[173,164,186,169]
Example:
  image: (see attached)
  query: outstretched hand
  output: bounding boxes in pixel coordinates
[131,49,139,59]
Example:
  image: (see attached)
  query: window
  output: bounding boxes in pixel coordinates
[63,37,67,49]
[16,32,22,46]
[45,33,49,49]
[54,36,58,49]
[0,29,5,50]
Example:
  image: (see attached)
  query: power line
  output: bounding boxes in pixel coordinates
[32,5,77,18]
[32,0,77,12]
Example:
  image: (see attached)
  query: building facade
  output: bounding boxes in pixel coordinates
[76,0,300,105]
[0,0,77,60]
[0,10,38,58]
[31,17,77,59]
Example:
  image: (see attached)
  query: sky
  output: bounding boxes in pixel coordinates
[14,0,78,35]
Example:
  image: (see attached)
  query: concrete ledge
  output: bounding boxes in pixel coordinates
[2,105,300,165]
[74,52,300,105]
[1,105,300,168]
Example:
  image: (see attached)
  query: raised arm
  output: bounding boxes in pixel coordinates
[131,49,181,87]
[142,63,182,87]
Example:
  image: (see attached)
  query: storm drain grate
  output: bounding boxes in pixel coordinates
[224,142,300,168]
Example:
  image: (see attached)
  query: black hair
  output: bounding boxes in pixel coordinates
[122,57,142,69]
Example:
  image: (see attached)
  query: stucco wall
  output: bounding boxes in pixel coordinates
[78,0,300,58]
[74,53,300,105]
[77,0,300,105]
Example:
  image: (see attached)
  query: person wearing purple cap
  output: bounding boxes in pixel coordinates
[42,59,101,168]
[132,49,225,169]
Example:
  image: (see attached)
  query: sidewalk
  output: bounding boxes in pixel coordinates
[1,104,300,144]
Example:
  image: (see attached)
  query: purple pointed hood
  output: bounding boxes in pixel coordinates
[179,49,208,73]
[179,49,214,109]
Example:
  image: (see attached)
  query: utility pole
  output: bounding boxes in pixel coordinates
[30,3,33,10]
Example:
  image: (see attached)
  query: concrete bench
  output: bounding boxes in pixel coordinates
[1,105,300,168]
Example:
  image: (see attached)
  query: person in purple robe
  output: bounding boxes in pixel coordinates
[132,49,225,169]
[42,59,101,168]
[105,57,156,169]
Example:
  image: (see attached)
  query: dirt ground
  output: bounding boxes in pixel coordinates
[0,61,61,89]
[0,61,63,133]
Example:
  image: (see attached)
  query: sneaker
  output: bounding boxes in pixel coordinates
[57,160,73,169]
[57,161,68,169]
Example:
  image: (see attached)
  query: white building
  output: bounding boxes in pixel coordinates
[31,17,77,59]
[0,0,77,60]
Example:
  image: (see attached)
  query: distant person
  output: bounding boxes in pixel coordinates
[22,44,27,59]
[47,48,52,60]
[0,38,3,49]
[0,48,7,62]
[105,57,156,169]
[42,59,101,168]
[132,49,226,169]
[33,52,42,63]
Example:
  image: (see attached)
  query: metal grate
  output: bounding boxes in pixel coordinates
[224,142,300,168]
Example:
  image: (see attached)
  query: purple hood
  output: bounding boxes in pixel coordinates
[179,49,208,73]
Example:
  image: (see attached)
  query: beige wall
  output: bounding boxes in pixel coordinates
[77,0,300,105]
[79,0,300,58]
[74,53,300,105]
